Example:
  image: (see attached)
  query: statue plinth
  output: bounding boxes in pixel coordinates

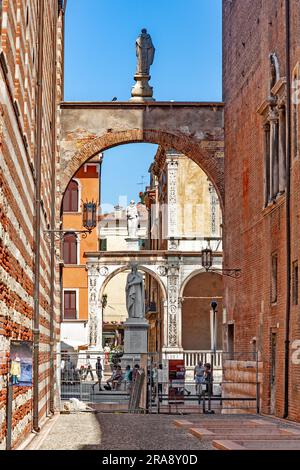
[130,74,155,102]
[125,237,140,251]
[123,317,149,356]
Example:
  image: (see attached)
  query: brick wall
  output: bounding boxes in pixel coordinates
[223,0,300,421]
[0,0,64,448]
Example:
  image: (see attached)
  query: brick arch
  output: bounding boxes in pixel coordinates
[60,128,224,211]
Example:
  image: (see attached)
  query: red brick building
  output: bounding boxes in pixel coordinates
[223,0,300,421]
[0,0,65,448]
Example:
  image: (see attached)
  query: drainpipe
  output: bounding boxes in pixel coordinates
[284,0,291,419]
[33,0,44,433]
[49,1,59,415]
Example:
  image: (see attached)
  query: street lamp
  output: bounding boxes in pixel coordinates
[201,246,241,279]
[202,247,213,271]
[82,200,97,231]
[44,199,98,241]
[210,299,218,354]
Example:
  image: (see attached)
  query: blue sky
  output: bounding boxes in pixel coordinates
[64,0,222,205]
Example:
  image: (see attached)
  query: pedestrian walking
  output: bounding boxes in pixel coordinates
[65,356,74,384]
[203,363,213,396]
[157,363,164,402]
[84,354,94,381]
[103,343,110,366]
[92,356,104,392]
[194,360,205,395]
[202,362,214,413]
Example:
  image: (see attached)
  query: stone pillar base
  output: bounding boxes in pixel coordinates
[122,318,149,367]
[125,237,140,251]
[130,74,155,102]
[123,318,149,354]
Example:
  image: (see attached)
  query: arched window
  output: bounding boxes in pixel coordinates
[63,180,79,212]
[63,233,77,264]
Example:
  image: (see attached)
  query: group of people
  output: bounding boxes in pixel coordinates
[104,363,140,391]
[61,354,101,385]
[61,353,213,401]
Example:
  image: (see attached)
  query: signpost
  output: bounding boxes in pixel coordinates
[6,341,33,450]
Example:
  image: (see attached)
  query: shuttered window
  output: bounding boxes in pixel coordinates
[64,291,77,319]
[63,180,79,212]
[63,233,77,264]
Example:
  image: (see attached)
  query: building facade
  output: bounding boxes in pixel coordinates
[99,202,148,347]
[144,148,223,354]
[223,0,300,421]
[0,0,65,448]
[61,157,101,349]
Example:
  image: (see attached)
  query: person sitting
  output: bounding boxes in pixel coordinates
[106,365,117,390]
[112,365,123,390]
[123,365,133,392]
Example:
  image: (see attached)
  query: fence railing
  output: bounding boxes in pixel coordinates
[184,350,223,369]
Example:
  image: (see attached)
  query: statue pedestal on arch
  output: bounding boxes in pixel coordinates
[130,29,155,102]
[122,263,149,365]
[131,74,154,102]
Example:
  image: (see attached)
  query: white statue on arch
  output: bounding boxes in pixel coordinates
[126,200,139,238]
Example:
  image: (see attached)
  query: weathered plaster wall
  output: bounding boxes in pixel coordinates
[58,103,224,210]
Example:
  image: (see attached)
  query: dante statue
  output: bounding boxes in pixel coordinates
[135,28,155,76]
[126,200,139,238]
[125,263,145,319]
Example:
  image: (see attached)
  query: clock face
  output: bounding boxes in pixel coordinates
[99,266,108,276]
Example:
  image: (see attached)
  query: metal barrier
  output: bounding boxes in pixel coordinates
[58,350,260,415]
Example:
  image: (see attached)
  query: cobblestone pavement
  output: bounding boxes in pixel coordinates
[93,413,211,450]
[36,412,102,450]
[28,412,212,450]
[27,412,300,451]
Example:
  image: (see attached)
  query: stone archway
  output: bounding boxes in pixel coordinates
[98,265,168,352]
[59,102,224,212]
[181,271,223,351]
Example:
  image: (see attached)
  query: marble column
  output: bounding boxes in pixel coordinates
[278,104,286,194]
[269,108,279,199]
[163,261,183,353]
[166,156,179,250]
[263,123,270,206]
[87,264,102,350]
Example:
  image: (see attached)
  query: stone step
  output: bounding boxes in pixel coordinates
[173,418,276,428]
[213,439,300,450]
[189,427,300,440]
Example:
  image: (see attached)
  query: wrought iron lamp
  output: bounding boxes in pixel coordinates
[201,246,241,279]
[44,200,98,241]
